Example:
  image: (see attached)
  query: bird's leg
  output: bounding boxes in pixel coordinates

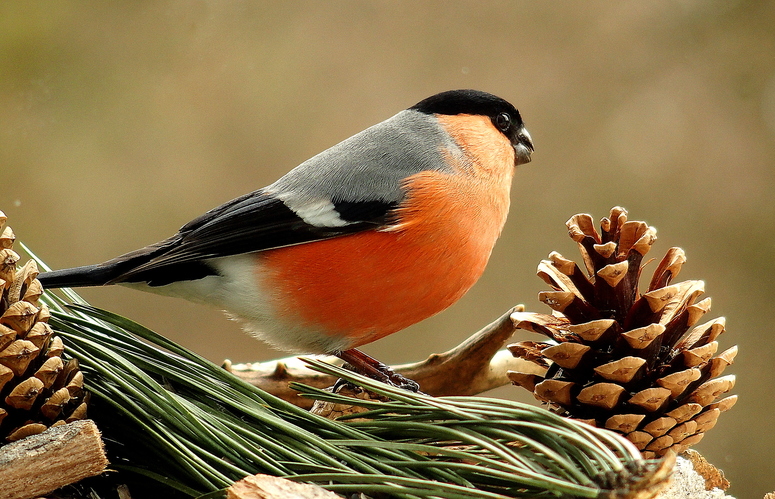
[335,348,420,392]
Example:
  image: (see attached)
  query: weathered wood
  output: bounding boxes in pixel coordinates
[227,474,339,499]
[229,307,530,408]
[0,419,107,499]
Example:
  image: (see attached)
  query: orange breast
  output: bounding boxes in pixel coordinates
[258,114,516,348]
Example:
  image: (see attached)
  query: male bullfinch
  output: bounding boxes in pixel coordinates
[38,89,534,387]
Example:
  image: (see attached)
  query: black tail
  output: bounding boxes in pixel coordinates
[37,264,122,289]
[38,232,219,289]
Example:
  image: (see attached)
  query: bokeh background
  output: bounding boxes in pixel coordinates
[1,1,773,495]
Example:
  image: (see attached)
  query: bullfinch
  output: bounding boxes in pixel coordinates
[38,89,534,387]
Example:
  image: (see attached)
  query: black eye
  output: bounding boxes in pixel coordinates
[495,112,511,132]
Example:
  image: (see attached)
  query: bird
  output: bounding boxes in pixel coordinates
[38,89,534,388]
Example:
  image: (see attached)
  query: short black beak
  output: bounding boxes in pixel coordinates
[513,125,534,166]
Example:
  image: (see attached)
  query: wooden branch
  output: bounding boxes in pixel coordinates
[229,307,537,408]
[0,419,108,499]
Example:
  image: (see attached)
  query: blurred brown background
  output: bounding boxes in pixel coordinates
[1,1,773,495]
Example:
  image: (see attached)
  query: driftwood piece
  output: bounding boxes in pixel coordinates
[229,307,534,408]
[227,474,339,499]
[0,419,108,499]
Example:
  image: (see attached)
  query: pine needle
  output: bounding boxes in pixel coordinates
[24,245,667,498]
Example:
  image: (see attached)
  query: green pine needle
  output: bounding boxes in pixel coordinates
[24,245,665,498]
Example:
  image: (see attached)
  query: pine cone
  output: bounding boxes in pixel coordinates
[508,207,737,458]
[0,211,88,442]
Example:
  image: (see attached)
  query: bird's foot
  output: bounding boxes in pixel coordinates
[335,348,420,392]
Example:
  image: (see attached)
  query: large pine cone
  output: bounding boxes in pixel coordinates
[508,207,737,458]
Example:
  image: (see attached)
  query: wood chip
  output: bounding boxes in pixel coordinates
[228,474,340,499]
[0,420,108,497]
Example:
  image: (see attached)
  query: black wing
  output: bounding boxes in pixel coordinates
[39,189,397,288]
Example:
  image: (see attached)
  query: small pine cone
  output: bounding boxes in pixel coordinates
[0,211,89,442]
[508,207,737,458]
